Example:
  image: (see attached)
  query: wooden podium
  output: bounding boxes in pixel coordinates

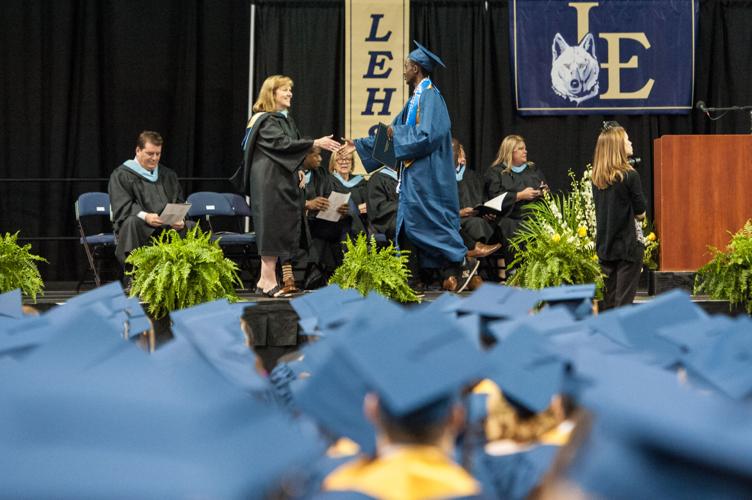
[654,135,752,271]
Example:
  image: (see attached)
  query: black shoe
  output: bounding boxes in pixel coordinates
[456,257,480,293]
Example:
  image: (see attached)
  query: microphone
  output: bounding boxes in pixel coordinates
[696,101,708,112]
[628,157,642,166]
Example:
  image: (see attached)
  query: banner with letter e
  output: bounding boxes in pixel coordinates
[511,0,698,115]
[346,0,409,173]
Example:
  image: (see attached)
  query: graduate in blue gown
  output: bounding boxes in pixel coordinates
[342,42,471,292]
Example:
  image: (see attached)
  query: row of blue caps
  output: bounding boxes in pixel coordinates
[3,280,752,498]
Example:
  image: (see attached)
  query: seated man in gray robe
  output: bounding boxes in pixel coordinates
[108,130,187,266]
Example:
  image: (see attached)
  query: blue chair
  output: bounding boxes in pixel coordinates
[75,192,117,288]
[186,192,258,282]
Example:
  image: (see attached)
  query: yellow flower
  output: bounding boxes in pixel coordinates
[551,233,561,243]
[577,226,588,238]
[591,254,599,261]
[647,232,656,242]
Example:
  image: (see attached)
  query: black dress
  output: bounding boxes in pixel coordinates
[485,163,547,242]
[243,113,313,259]
[108,164,184,263]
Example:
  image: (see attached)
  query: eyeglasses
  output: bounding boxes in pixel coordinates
[602,120,621,131]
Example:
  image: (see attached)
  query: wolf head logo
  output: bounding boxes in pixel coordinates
[551,32,599,104]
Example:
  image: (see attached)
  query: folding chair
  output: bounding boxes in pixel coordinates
[186,192,258,283]
[75,192,117,289]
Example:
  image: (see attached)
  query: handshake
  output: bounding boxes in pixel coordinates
[312,135,357,158]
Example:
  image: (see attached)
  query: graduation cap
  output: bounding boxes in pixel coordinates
[451,283,541,321]
[344,308,487,418]
[681,323,752,400]
[290,285,363,334]
[539,284,595,320]
[45,281,150,339]
[566,356,752,500]
[0,288,23,320]
[486,326,569,413]
[408,40,447,72]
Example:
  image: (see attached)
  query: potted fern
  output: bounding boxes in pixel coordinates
[694,220,752,315]
[0,232,46,301]
[126,225,243,319]
[329,233,421,303]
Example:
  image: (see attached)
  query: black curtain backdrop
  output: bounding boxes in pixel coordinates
[1,0,751,282]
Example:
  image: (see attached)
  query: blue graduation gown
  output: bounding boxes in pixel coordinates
[354,85,466,267]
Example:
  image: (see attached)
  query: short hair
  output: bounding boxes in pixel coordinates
[592,124,632,190]
[451,137,464,166]
[492,134,533,173]
[378,395,454,445]
[328,150,354,174]
[407,58,431,79]
[252,75,294,113]
[136,131,163,149]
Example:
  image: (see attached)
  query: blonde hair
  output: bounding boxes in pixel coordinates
[591,125,633,190]
[492,134,534,173]
[252,75,293,113]
[329,151,354,174]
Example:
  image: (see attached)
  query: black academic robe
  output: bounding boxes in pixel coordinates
[108,164,184,262]
[245,113,313,259]
[458,169,498,249]
[365,170,398,240]
[485,163,547,241]
[302,168,344,274]
[329,174,368,236]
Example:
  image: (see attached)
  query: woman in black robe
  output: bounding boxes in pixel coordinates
[327,151,368,237]
[485,134,549,249]
[235,75,340,297]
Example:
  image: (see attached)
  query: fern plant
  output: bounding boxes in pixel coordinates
[0,232,47,301]
[694,220,752,314]
[508,194,604,295]
[126,225,242,318]
[329,233,420,303]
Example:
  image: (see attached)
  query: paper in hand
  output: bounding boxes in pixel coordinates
[475,193,509,216]
[159,203,191,225]
[316,192,351,222]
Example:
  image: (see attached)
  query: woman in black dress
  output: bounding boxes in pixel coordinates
[239,75,340,296]
[591,122,646,309]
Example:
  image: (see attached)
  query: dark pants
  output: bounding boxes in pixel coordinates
[600,258,643,310]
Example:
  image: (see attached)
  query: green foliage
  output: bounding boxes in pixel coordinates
[0,232,47,301]
[694,220,752,314]
[508,193,603,295]
[329,233,421,303]
[640,218,660,270]
[126,225,242,318]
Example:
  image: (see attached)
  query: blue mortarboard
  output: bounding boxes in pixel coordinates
[655,315,734,353]
[566,352,752,500]
[290,285,363,334]
[408,41,447,72]
[539,284,595,320]
[681,323,752,400]
[343,308,487,417]
[487,305,577,342]
[473,444,559,500]
[46,282,150,339]
[0,288,23,319]
[486,326,569,413]
[451,283,541,320]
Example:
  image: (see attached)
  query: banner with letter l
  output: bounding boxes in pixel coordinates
[346,0,409,173]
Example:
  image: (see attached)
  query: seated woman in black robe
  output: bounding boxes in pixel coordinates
[328,151,368,237]
[484,135,549,264]
[235,75,340,297]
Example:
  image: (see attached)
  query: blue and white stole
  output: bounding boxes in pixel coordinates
[455,164,466,182]
[405,77,432,126]
[397,78,433,193]
[124,159,158,182]
[333,171,364,188]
